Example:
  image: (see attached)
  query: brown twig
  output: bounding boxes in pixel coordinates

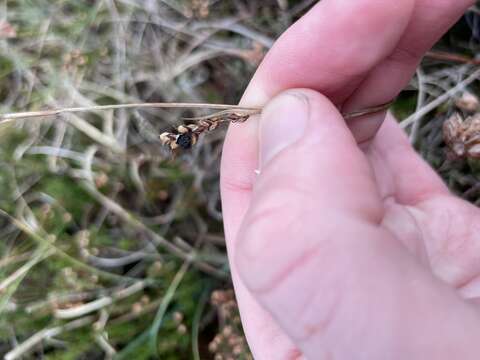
[342,101,394,120]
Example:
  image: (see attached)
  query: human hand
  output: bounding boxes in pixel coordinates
[220,1,480,359]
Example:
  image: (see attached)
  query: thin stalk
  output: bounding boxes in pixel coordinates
[342,101,394,120]
[192,287,210,360]
[5,316,95,360]
[425,51,480,65]
[0,100,395,123]
[149,260,190,357]
[0,102,262,122]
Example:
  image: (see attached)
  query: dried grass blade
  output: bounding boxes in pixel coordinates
[0,102,262,122]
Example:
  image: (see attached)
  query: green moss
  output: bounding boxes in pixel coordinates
[391,91,418,120]
[41,177,93,219]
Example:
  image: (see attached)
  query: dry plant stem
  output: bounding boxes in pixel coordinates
[0,101,394,123]
[95,333,116,358]
[342,101,393,120]
[410,68,427,143]
[425,51,480,65]
[4,316,95,360]
[0,248,52,293]
[54,280,148,319]
[149,260,191,357]
[0,102,262,122]
[401,68,480,129]
[0,252,34,269]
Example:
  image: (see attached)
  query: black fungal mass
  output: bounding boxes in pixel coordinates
[176,133,193,149]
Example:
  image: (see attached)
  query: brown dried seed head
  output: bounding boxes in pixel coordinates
[173,311,184,324]
[47,234,57,242]
[177,324,187,334]
[442,112,480,159]
[233,345,243,355]
[228,335,242,346]
[63,212,72,223]
[443,114,462,141]
[211,290,229,305]
[208,341,218,353]
[95,171,109,188]
[455,92,479,112]
[150,261,163,274]
[132,302,143,314]
[214,334,223,343]
[222,326,233,337]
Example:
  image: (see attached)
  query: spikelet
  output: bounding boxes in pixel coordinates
[159,110,254,150]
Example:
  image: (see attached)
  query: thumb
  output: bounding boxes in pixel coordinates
[235,89,480,359]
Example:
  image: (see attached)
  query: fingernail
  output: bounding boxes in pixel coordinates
[260,92,309,167]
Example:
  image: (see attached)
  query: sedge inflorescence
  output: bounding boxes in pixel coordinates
[159,110,255,150]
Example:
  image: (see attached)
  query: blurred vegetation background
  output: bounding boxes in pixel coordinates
[1,0,480,359]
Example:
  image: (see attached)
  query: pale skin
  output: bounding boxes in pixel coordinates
[220,1,480,359]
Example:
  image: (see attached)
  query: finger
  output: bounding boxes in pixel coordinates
[242,0,415,107]
[221,2,417,356]
[366,115,449,261]
[236,89,480,359]
[343,0,475,142]
[370,117,480,297]
[368,114,449,205]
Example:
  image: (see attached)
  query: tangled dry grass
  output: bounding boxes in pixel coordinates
[1,0,480,359]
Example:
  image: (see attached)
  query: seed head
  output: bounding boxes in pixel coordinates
[160,109,256,151]
[443,112,480,159]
